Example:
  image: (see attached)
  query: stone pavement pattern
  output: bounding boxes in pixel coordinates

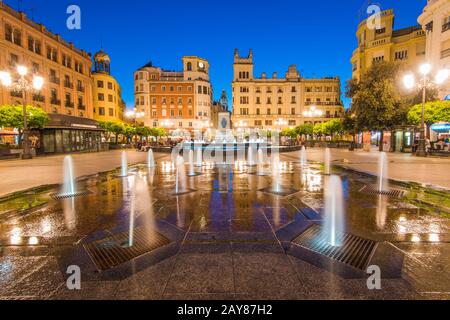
[0,150,161,197]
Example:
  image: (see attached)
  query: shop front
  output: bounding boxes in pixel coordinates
[34,114,103,155]
[390,126,416,153]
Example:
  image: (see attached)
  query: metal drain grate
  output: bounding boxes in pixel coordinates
[84,227,171,271]
[50,190,92,200]
[359,185,405,198]
[292,224,377,271]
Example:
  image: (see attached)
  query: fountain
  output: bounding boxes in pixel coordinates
[323,175,345,247]
[257,148,266,176]
[62,156,76,196]
[120,151,128,177]
[196,144,203,167]
[324,148,331,175]
[147,149,155,168]
[378,152,389,192]
[300,146,307,167]
[188,149,196,176]
[175,156,186,194]
[272,152,281,193]
[247,145,255,166]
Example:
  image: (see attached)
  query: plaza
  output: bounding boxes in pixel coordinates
[0,148,448,300]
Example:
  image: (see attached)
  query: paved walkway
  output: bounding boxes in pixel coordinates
[0,150,167,198]
[283,148,450,190]
[1,148,449,198]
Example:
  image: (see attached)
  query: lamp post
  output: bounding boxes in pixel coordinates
[125,108,145,144]
[403,63,449,157]
[274,118,287,131]
[0,66,44,159]
[303,105,323,118]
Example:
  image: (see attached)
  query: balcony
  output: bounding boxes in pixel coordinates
[32,94,45,102]
[10,91,23,98]
[50,77,60,85]
[50,99,61,106]
[442,48,450,59]
[64,81,73,89]
[65,101,74,108]
[443,22,450,33]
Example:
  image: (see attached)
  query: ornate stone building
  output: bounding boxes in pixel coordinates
[232,49,343,130]
[418,0,450,99]
[134,56,212,132]
[351,9,426,81]
[91,49,125,122]
[0,2,102,154]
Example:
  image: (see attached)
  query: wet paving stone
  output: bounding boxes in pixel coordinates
[0,153,448,300]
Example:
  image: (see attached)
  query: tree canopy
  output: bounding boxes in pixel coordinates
[346,61,409,132]
[0,105,49,132]
[407,100,450,126]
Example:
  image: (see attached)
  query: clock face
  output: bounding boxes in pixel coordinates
[198,62,204,69]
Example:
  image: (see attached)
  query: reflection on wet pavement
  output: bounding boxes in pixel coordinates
[0,153,448,300]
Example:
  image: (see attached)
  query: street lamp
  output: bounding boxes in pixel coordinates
[403,63,449,157]
[303,105,323,118]
[125,108,145,144]
[0,66,44,159]
[274,118,287,131]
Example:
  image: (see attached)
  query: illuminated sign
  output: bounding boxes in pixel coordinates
[431,123,450,132]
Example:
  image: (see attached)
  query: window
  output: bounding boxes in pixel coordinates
[306,87,312,92]
[151,86,156,92]
[177,86,182,91]
[62,54,72,68]
[373,55,384,63]
[240,96,249,104]
[47,46,58,62]
[395,50,408,60]
[265,120,273,126]
[10,53,18,67]
[278,97,283,104]
[162,86,166,92]
[162,109,167,117]
[187,62,192,71]
[99,107,105,115]
[28,37,41,54]
[291,108,296,115]
[108,94,113,102]
[375,27,386,35]
[278,108,282,115]
[256,108,260,115]
[256,97,261,104]
[97,80,104,88]
[291,96,296,104]
[255,120,262,126]
[267,98,272,104]
[108,82,113,90]
[109,108,114,116]
[240,108,249,115]
[75,61,83,74]
[152,97,157,104]
[267,108,271,115]
[32,62,39,74]
[5,24,21,46]
[170,86,174,92]
[178,98,183,105]
[289,120,296,126]
[98,93,104,101]
[291,86,297,93]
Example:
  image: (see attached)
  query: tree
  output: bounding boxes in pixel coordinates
[346,61,408,151]
[408,101,450,137]
[122,123,136,143]
[313,123,324,136]
[295,123,314,137]
[0,105,49,136]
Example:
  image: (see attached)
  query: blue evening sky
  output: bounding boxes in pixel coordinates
[5,0,427,109]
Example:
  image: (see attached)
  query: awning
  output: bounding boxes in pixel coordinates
[0,130,19,135]
[44,114,103,131]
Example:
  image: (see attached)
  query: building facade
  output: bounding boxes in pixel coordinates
[418,0,450,99]
[91,49,125,122]
[232,49,343,131]
[351,9,426,80]
[134,57,212,132]
[0,2,103,154]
